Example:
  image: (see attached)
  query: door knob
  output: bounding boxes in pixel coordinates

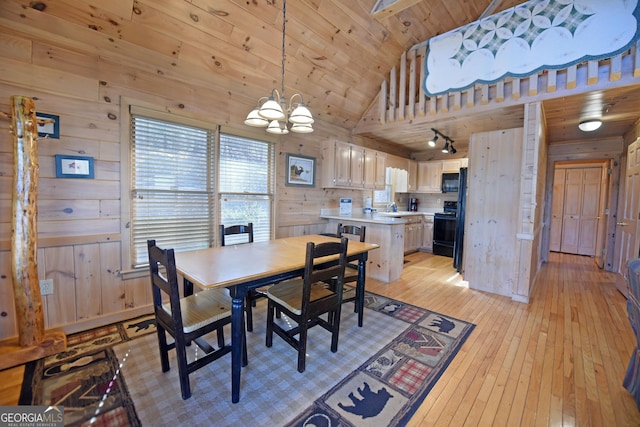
[617,222,629,226]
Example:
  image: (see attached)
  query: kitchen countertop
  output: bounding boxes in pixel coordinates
[320,211,438,224]
[320,213,408,224]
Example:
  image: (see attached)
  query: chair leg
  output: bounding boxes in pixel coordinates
[266,301,274,348]
[297,320,309,373]
[155,325,170,372]
[245,296,254,332]
[242,330,248,366]
[217,327,225,349]
[174,334,192,400]
[331,307,342,353]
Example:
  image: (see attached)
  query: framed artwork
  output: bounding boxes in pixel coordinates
[37,113,60,139]
[55,154,94,179]
[286,154,315,187]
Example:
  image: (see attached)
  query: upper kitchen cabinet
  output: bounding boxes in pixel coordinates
[364,150,386,189]
[408,160,418,192]
[415,158,469,193]
[416,161,442,193]
[322,139,362,188]
[322,139,386,190]
[442,158,468,173]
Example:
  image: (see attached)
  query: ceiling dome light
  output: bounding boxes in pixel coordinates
[579,119,602,132]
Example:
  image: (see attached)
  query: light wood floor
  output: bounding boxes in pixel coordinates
[366,251,640,426]
[1,251,639,426]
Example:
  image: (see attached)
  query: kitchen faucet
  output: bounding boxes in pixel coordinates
[386,202,397,212]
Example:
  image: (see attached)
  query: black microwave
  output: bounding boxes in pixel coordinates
[441,172,459,193]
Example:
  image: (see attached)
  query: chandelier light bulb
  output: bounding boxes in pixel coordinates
[290,123,314,133]
[289,103,314,124]
[266,120,289,135]
[244,108,269,127]
[258,96,285,121]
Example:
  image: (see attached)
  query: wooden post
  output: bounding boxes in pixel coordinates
[10,95,44,347]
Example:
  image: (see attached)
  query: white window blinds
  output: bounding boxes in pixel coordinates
[130,114,215,267]
[219,134,274,243]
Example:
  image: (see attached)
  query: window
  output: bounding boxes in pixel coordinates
[219,134,274,244]
[129,108,274,267]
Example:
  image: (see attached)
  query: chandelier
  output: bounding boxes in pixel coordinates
[244,0,313,134]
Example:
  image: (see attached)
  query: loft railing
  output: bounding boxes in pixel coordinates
[376,41,640,125]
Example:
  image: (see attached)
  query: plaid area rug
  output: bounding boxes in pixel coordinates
[113,293,474,426]
[19,315,157,426]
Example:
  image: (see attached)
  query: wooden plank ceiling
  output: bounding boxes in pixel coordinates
[2,0,638,155]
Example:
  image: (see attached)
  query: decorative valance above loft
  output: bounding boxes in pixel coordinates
[424,0,640,97]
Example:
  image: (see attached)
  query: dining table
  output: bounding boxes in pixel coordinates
[173,234,379,403]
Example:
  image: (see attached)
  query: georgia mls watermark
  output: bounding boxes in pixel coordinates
[0,406,64,427]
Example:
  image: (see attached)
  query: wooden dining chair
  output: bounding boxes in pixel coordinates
[265,237,348,373]
[147,239,247,400]
[336,223,367,327]
[219,223,264,332]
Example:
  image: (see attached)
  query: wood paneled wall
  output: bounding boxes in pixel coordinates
[465,127,524,299]
[0,23,410,339]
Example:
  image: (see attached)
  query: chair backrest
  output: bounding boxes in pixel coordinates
[220,223,254,246]
[301,237,348,312]
[147,239,183,330]
[337,223,366,243]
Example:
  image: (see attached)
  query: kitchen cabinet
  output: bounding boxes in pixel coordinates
[404,216,423,253]
[323,140,391,189]
[408,160,418,192]
[416,161,442,193]
[442,158,469,172]
[364,150,386,189]
[415,158,469,193]
[421,215,434,252]
[322,139,364,188]
[442,159,462,173]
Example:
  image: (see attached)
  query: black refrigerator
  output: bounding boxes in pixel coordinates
[453,167,467,272]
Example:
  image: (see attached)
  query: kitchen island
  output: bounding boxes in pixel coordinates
[320,211,410,282]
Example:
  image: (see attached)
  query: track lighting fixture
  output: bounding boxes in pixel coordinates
[430,128,456,155]
[442,140,449,153]
[428,134,439,147]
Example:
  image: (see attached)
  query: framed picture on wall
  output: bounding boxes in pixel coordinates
[286,154,315,187]
[55,154,94,179]
[36,113,60,139]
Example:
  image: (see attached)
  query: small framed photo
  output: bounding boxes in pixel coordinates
[55,155,94,179]
[37,113,60,139]
[286,154,315,187]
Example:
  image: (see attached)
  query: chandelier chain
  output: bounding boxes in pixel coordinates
[244,0,313,133]
[281,0,286,98]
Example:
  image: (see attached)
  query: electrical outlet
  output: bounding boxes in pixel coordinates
[437,198,441,204]
[39,279,54,296]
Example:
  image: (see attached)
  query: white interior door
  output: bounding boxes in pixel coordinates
[550,168,565,252]
[556,164,605,257]
[560,169,583,254]
[577,167,602,256]
[615,139,640,276]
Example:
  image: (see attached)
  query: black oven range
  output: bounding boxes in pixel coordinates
[433,201,457,257]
